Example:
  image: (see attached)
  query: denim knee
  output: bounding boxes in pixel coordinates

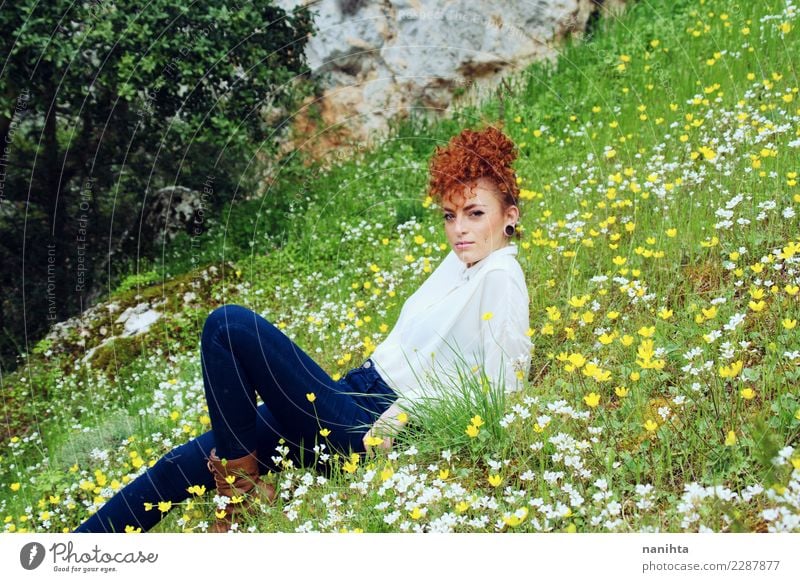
[202,304,249,348]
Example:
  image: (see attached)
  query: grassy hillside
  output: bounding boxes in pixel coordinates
[2,0,799,532]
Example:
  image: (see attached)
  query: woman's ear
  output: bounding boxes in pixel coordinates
[507,205,520,223]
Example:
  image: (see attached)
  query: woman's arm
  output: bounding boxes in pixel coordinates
[477,269,532,393]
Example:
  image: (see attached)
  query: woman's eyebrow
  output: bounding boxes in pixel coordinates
[443,203,487,212]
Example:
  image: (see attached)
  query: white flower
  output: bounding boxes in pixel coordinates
[724,312,746,332]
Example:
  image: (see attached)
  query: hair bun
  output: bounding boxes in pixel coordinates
[428,124,520,203]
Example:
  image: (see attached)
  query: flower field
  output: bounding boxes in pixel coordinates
[1,0,799,533]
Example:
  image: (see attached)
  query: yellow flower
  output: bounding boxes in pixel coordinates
[739,388,756,400]
[666,228,677,237]
[719,360,743,379]
[470,415,485,427]
[306,393,316,403]
[320,428,331,438]
[482,312,494,321]
[439,468,450,480]
[583,392,601,408]
[724,431,737,446]
[637,326,655,338]
[502,507,529,527]
[186,485,206,496]
[10,483,20,492]
[785,285,799,296]
[455,501,470,513]
[567,353,586,368]
[782,318,797,330]
[364,435,384,447]
[397,412,409,424]
[598,333,615,345]
[409,507,422,520]
[157,501,172,513]
[380,464,394,481]
[658,309,673,320]
[698,146,716,160]
[546,306,562,321]
[125,525,142,533]
[620,334,634,346]
[614,386,629,398]
[795,408,800,421]
[748,300,766,312]
[94,469,107,487]
[702,306,717,319]
[343,460,359,474]
[630,371,640,381]
[569,295,589,308]
[465,424,480,438]
[488,474,502,487]
[644,419,659,432]
[607,311,620,320]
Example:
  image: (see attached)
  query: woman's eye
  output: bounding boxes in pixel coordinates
[471,211,484,217]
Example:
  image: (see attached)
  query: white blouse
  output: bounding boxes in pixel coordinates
[370,244,532,411]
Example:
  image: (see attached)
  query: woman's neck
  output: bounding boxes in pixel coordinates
[466,243,508,269]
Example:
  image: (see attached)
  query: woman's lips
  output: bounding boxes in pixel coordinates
[455,242,473,249]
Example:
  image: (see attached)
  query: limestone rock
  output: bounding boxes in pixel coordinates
[276,0,628,160]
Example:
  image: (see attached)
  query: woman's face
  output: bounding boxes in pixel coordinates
[442,177,519,268]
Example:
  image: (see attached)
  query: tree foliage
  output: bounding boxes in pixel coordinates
[0,0,316,372]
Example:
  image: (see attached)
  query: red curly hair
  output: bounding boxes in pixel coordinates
[427,125,521,215]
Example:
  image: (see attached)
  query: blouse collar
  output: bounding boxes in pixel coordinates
[457,244,518,282]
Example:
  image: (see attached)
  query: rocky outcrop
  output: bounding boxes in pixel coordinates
[276,0,628,160]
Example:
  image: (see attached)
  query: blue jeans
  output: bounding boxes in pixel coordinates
[73,304,397,533]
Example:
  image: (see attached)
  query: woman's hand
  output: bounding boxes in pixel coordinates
[363,429,394,457]
[362,402,408,457]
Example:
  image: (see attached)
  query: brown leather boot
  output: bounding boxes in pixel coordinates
[205,448,276,533]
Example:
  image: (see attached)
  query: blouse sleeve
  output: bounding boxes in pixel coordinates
[475,269,532,394]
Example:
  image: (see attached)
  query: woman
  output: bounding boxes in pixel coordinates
[73,124,532,533]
